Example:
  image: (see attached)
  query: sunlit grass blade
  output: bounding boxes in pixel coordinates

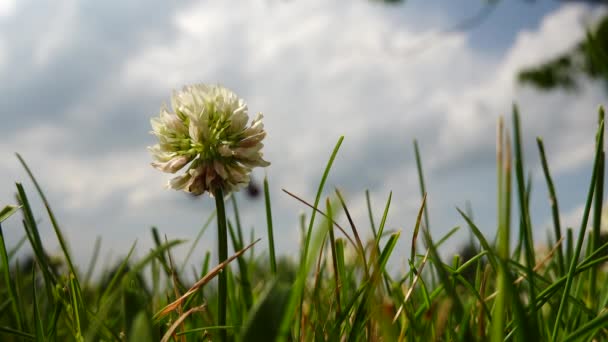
[0,204,21,223]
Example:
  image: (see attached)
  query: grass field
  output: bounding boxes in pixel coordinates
[1,106,608,341]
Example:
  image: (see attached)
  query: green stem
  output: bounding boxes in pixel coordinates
[215,188,228,342]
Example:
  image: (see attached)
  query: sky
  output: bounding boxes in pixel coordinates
[1,0,607,276]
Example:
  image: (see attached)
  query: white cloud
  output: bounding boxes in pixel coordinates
[0,0,15,17]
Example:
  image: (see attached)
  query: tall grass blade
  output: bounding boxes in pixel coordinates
[512,106,539,337]
[0,222,23,330]
[537,137,565,275]
[16,154,79,285]
[552,118,604,341]
[264,176,277,275]
[413,140,430,230]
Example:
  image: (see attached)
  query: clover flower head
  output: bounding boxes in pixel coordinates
[149,84,270,196]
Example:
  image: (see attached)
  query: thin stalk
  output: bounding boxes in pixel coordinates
[215,188,228,342]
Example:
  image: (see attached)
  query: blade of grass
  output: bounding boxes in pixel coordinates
[562,310,608,342]
[7,235,27,261]
[84,236,102,286]
[155,238,260,320]
[0,222,23,330]
[552,119,604,341]
[537,138,565,275]
[98,241,137,306]
[0,326,35,340]
[32,265,45,342]
[16,154,80,285]
[227,221,253,310]
[590,107,605,305]
[264,176,277,275]
[457,208,497,271]
[15,183,56,299]
[365,190,378,237]
[181,211,215,273]
[413,140,430,230]
[512,106,539,338]
[335,188,369,277]
[0,205,21,223]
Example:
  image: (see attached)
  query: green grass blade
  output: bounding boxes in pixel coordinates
[590,107,604,304]
[15,183,56,299]
[239,279,291,342]
[84,236,101,286]
[512,106,539,338]
[457,208,497,271]
[230,194,245,249]
[562,310,608,342]
[537,138,565,275]
[0,205,21,223]
[287,136,343,339]
[98,241,137,305]
[16,154,79,284]
[552,119,604,341]
[227,220,253,310]
[302,136,344,264]
[0,222,23,330]
[32,266,46,342]
[264,176,277,275]
[0,326,35,340]
[413,140,430,231]
[365,190,378,237]
[325,199,341,315]
[181,211,215,273]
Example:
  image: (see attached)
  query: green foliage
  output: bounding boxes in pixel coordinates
[519,14,608,92]
[1,107,608,341]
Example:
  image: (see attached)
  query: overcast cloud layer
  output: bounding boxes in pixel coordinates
[1,0,606,273]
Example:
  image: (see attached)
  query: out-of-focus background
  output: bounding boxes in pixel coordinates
[0,0,606,271]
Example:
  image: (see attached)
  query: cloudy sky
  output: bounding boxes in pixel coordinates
[1,0,607,275]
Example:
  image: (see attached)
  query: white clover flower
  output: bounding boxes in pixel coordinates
[149,84,270,196]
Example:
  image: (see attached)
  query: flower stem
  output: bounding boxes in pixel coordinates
[215,187,228,342]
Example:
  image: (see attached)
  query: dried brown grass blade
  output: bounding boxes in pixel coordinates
[160,303,207,342]
[155,238,261,319]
